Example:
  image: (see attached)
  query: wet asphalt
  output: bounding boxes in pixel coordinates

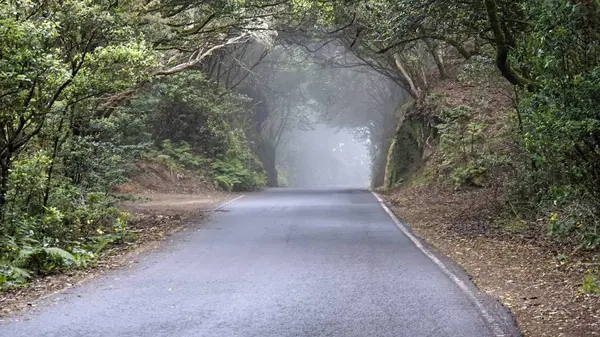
[0,188,518,337]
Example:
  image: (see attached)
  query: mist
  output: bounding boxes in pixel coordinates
[224,40,408,189]
[277,124,370,188]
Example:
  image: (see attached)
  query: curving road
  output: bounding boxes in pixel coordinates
[0,188,519,337]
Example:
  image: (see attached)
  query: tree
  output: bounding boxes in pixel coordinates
[0,0,154,215]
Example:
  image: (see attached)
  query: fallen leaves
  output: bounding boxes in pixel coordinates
[383,185,600,337]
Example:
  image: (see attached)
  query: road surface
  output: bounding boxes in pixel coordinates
[0,188,518,337]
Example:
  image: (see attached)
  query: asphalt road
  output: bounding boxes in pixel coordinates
[0,188,518,337]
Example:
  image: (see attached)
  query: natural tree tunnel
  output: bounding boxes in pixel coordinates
[4,2,600,333]
[206,39,409,188]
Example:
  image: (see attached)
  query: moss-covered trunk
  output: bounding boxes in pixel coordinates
[257,140,278,187]
[384,107,437,188]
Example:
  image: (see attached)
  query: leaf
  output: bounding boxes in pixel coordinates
[10,266,32,280]
[42,247,76,263]
[16,247,36,265]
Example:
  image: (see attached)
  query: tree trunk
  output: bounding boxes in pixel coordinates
[483,0,536,87]
[424,39,448,80]
[257,140,278,187]
[393,53,421,100]
[266,165,278,187]
[43,112,68,209]
[0,154,11,222]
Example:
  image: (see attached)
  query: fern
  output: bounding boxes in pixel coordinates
[87,234,121,254]
[0,264,32,289]
[9,266,31,280]
[212,156,260,191]
[16,247,36,265]
[16,246,78,269]
[43,247,76,262]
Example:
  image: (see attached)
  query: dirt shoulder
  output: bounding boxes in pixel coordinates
[120,192,235,216]
[0,190,238,320]
[382,186,599,337]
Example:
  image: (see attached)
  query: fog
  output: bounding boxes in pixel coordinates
[277,124,370,188]
[228,40,407,188]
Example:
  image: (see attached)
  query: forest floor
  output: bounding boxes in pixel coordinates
[378,68,600,336]
[382,186,600,337]
[0,163,237,320]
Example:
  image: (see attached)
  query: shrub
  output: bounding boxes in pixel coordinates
[212,156,265,192]
[513,0,600,248]
[438,105,490,187]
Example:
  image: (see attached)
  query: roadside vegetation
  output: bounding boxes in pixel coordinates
[0,2,267,289]
[327,1,600,335]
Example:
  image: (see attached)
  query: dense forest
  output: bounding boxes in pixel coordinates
[1,0,599,331]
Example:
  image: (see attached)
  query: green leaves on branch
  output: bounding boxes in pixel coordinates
[510,1,600,248]
[213,156,265,192]
[0,0,155,290]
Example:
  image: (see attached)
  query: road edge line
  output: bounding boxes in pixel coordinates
[3,194,247,321]
[371,192,508,337]
[211,194,245,212]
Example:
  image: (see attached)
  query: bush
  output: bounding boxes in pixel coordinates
[582,269,600,295]
[212,156,265,191]
[513,0,600,249]
[438,105,490,187]
[127,72,249,159]
[159,140,210,170]
[0,111,140,290]
[125,72,266,193]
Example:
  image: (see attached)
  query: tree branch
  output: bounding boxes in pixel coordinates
[483,0,537,87]
[154,33,251,76]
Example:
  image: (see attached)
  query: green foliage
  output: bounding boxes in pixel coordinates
[511,0,600,248]
[141,136,265,193]
[457,56,497,86]
[0,0,155,290]
[369,0,600,249]
[581,269,600,295]
[0,0,276,290]
[144,140,209,175]
[16,246,78,274]
[0,195,133,290]
[128,72,248,158]
[438,105,489,187]
[213,156,265,192]
[0,265,31,290]
[159,140,209,170]
[128,72,266,192]
[449,163,488,188]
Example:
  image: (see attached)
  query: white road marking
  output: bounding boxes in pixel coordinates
[212,194,245,211]
[372,192,508,337]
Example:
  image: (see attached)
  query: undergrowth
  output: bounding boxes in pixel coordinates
[405,55,600,253]
[398,50,600,293]
[0,71,266,291]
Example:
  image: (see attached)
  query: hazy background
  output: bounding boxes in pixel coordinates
[277,124,370,188]
[204,39,408,189]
